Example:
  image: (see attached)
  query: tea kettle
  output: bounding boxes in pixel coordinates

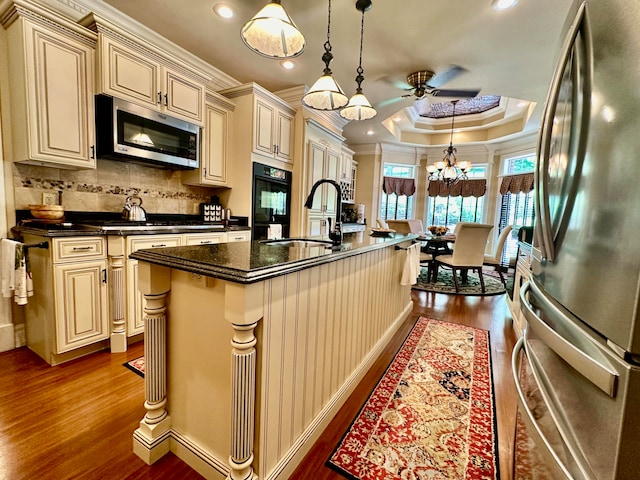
[122,195,147,221]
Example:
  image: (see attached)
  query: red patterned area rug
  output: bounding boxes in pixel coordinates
[123,356,145,378]
[327,317,498,480]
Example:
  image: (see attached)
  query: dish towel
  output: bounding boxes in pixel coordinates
[1,239,34,305]
[268,224,282,240]
[400,243,421,286]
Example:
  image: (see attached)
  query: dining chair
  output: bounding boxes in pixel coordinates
[483,225,513,286]
[432,223,494,293]
[386,219,424,234]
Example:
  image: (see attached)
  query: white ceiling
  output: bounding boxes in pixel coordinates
[96,0,574,148]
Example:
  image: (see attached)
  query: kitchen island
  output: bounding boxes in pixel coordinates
[130,232,416,479]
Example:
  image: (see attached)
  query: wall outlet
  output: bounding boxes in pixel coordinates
[42,192,57,205]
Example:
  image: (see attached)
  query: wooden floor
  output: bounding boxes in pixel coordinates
[0,289,516,480]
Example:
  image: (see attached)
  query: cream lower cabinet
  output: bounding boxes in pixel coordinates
[1,4,97,169]
[126,232,230,336]
[508,243,532,338]
[24,235,109,366]
[183,232,227,245]
[126,234,182,336]
[226,231,251,242]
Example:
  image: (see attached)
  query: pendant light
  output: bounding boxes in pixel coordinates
[241,1,305,58]
[426,100,472,185]
[340,0,377,121]
[302,0,348,111]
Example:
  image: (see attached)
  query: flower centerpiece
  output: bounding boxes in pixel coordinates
[427,225,449,236]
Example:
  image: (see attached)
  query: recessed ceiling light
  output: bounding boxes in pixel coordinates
[517,101,528,107]
[366,129,375,135]
[213,3,236,19]
[280,60,295,70]
[491,0,519,11]
[393,116,402,122]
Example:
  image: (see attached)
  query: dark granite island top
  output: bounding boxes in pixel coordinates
[130,232,416,284]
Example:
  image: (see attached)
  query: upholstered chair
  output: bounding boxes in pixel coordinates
[432,223,494,293]
[386,219,424,234]
[483,225,513,285]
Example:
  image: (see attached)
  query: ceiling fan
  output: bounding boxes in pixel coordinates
[402,65,480,99]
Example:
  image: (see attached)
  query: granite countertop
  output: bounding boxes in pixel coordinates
[130,232,416,284]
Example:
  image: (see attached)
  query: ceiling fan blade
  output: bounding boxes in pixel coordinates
[427,65,468,88]
[431,88,481,98]
[377,96,409,108]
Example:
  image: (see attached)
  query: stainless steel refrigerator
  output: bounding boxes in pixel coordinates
[512,0,640,478]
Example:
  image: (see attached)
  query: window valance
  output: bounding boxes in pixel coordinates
[427,179,487,198]
[382,176,416,196]
[499,173,535,194]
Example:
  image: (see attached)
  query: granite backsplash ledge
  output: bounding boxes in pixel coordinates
[13,159,221,215]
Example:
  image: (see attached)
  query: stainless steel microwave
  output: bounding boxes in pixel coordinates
[95,94,199,169]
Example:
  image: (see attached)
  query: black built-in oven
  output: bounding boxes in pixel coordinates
[251,163,292,241]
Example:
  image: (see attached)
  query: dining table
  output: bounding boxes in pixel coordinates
[417,234,458,282]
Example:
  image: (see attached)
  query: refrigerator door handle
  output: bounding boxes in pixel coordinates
[512,338,575,480]
[521,281,619,397]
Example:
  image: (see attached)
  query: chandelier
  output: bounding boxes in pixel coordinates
[426,100,472,184]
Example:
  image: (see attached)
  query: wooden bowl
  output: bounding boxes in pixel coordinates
[28,204,65,220]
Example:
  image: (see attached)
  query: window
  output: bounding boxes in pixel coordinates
[426,165,487,230]
[379,164,415,220]
[499,153,536,264]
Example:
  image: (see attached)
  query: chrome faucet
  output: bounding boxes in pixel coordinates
[304,178,343,245]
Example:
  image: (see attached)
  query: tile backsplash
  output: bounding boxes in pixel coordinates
[13,159,217,215]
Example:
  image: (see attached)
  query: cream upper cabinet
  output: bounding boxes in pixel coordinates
[1,5,97,169]
[81,14,208,125]
[306,139,340,236]
[254,98,294,163]
[183,91,235,187]
[220,83,296,165]
[96,36,205,124]
[339,146,354,182]
[307,140,340,216]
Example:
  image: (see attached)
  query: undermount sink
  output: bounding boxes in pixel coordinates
[261,238,334,248]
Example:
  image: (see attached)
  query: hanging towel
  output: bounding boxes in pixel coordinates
[268,224,282,240]
[1,239,34,305]
[1,239,17,298]
[13,243,31,306]
[400,243,421,286]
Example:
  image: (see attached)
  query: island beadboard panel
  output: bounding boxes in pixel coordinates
[138,242,412,479]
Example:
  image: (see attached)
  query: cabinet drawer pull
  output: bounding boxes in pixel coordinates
[151,243,167,248]
[72,246,93,251]
[233,237,244,241]
[199,241,212,244]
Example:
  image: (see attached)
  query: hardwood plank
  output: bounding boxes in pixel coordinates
[0,289,516,480]
[290,290,517,480]
[0,341,203,479]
